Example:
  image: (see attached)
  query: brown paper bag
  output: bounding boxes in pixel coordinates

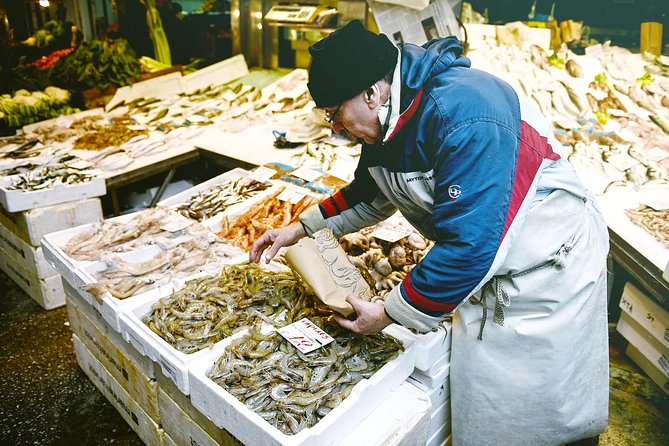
[285,228,373,317]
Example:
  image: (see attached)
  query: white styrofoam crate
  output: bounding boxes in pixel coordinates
[72,334,164,446]
[41,210,148,287]
[410,359,451,389]
[64,279,156,380]
[619,282,669,349]
[408,376,450,413]
[73,241,246,332]
[399,323,452,372]
[188,324,416,446]
[427,421,452,446]
[0,245,65,310]
[338,380,431,446]
[0,170,106,212]
[625,344,669,396]
[427,399,451,440]
[617,312,669,379]
[41,208,211,294]
[0,197,101,247]
[157,167,252,208]
[119,290,243,394]
[0,221,57,278]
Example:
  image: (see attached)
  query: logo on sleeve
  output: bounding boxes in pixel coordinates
[448,184,461,201]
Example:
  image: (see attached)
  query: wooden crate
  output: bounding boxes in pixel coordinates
[66,294,159,420]
[73,334,164,446]
[158,389,242,446]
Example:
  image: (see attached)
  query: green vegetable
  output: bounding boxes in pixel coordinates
[51,39,141,90]
[548,53,565,69]
[636,70,654,87]
[0,86,78,129]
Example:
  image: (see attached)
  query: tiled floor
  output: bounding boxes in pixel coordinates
[0,269,667,446]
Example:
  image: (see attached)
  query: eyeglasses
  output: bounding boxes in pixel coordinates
[324,102,343,124]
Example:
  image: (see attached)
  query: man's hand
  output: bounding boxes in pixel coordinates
[334,294,393,335]
[249,222,306,263]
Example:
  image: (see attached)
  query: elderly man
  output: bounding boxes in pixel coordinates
[250,20,609,446]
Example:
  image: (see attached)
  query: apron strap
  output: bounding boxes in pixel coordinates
[471,242,574,341]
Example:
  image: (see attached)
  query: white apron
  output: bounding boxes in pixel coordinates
[451,190,610,446]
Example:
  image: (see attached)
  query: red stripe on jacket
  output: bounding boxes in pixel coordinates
[403,272,458,313]
[385,88,424,142]
[502,121,560,240]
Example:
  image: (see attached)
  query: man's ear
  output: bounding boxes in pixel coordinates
[365,84,379,106]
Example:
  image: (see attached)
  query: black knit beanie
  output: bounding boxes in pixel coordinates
[307,20,398,108]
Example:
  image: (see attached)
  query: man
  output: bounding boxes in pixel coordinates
[250,20,609,445]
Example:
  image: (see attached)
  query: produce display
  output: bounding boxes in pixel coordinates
[50,39,141,90]
[22,21,64,48]
[0,87,77,128]
[28,48,75,70]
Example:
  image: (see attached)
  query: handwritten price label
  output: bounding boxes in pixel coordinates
[249,166,276,183]
[278,318,334,353]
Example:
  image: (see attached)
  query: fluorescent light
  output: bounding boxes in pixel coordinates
[38,0,50,7]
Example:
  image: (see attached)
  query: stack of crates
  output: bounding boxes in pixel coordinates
[0,198,102,309]
[616,282,669,395]
[406,325,453,446]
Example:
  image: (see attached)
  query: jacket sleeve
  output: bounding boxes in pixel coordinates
[300,149,397,237]
[385,116,521,333]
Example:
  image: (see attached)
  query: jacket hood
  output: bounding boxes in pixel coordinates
[401,37,470,99]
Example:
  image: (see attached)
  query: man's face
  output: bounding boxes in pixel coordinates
[324,90,383,144]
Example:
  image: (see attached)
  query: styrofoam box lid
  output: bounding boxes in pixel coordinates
[410,360,451,390]
[187,324,416,446]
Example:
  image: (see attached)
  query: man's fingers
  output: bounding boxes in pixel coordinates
[334,313,359,333]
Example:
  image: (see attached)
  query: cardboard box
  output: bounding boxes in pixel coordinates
[619,282,669,350]
[625,344,669,396]
[616,312,668,380]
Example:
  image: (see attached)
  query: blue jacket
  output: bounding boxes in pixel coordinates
[300,38,586,332]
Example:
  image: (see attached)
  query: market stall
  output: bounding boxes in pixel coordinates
[1,1,668,445]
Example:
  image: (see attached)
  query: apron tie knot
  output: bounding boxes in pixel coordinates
[472,242,573,341]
